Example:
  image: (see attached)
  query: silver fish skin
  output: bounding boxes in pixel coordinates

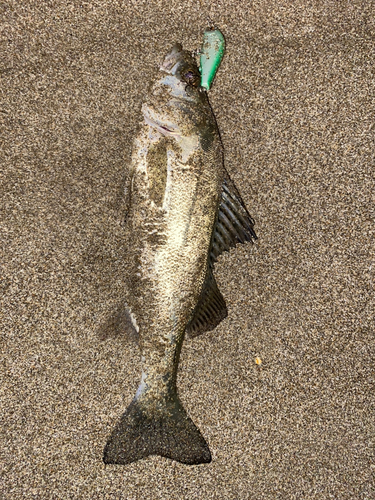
[103,44,257,466]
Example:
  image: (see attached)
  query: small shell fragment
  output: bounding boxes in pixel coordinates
[255,357,262,365]
[199,28,225,90]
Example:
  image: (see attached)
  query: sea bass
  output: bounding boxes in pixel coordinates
[103,44,257,466]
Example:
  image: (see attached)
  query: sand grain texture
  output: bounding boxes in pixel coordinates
[1,1,374,498]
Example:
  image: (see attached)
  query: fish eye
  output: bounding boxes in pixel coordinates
[182,69,200,87]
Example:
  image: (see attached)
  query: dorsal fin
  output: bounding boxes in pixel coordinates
[210,177,257,265]
[186,269,228,338]
[186,176,257,338]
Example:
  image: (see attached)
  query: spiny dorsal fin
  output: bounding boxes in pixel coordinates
[209,177,257,265]
[186,177,257,338]
[186,270,228,338]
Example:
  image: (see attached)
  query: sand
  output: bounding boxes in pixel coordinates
[1,1,374,498]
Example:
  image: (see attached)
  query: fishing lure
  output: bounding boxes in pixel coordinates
[199,27,226,90]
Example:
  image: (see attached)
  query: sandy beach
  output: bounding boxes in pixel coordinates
[1,1,374,498]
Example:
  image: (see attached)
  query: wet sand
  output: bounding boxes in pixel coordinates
[1,1,374,498]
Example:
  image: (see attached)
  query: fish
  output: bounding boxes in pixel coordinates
[102,43,257,466]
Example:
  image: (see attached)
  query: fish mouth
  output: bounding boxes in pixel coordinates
[143,114,180,137]
[160,44,183,74]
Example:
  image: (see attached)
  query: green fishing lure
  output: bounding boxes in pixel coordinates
[199,28,226,90]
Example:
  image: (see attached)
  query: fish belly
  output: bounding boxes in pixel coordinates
[139,151,221,386]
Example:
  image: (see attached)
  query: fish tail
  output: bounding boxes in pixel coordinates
[103,390,211,465]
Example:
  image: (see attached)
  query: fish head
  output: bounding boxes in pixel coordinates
[142,44,213,142]
[160,44,202,89]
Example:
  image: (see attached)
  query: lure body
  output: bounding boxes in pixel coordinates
[199,28,226,90]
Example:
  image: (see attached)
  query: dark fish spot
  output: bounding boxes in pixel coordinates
[146,138,171,207]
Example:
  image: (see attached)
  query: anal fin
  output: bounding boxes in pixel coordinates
[97,302,139,343]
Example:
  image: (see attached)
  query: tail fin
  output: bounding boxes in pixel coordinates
[103,392,211,465]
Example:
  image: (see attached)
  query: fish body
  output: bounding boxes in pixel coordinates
[103,44,256,465]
